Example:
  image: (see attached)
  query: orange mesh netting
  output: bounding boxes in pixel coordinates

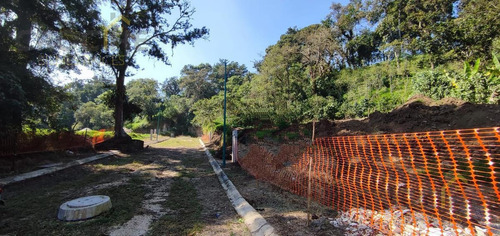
[238,127,500,235]
[92,129,107,145]
[0,131,93,156]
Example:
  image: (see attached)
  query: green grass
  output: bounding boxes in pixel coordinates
[148,178,203,236]
[154,136,201,148]
[21,127,56,136]
[209,149,216,156]
[75,129,114,139]
[0,156,147,235]
[74,129,152,141]
[128,132,150,140]
[148,153,205,236]
[255,130,273,139]
[285,131,299,140]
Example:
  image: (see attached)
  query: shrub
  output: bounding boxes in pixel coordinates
[285,132,299,140]
[255,130,273,139]
[125,116,150,132]
[413,70,452,100]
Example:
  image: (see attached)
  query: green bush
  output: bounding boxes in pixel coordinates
[450,57,500,104]
[285,132,299,140]
[22,127,56,136]
[255,130,273,139]
[128,132,149,140]
[413,70,452,100]
[302,128,312,137]
[125,116,151,132]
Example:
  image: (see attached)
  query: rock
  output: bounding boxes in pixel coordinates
[311,217,326,227]
[428,227,442,235]
[475,226,487,236]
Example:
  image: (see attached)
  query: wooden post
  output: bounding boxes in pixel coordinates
[307,121,316,226]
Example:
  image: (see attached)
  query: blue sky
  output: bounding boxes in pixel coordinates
[57,0,348,84]
[129,0,350,83]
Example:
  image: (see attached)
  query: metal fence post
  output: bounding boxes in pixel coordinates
[232,129,238,163]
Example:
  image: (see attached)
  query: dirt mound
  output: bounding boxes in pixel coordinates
[240,96,499,139]
[399,94,467,108]
[321,96,499,136]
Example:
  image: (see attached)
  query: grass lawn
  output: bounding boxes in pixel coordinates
[0,136,245,235]
[154,136,201,149]
[0,154,150,235]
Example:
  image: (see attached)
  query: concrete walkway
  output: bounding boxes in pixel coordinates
[0,152,114,186]
[199,139,278,236]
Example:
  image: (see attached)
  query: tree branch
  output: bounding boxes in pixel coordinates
[111,0,124,15]
[109,61,118,78]
[127,10,187,63]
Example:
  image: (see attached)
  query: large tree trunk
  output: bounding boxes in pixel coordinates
[113,0,132,139]
[16,1,33,67]
[114,69,128,138]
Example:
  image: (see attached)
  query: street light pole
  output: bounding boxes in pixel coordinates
[222,60,227,167]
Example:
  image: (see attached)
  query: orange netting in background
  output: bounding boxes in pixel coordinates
[238,127,500,235]
[0,131,92,156]
[92,129,107,145]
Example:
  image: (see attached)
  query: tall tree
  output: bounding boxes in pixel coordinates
[0,0,102,134]
[210,60,248,92]
[104,0,208,139]
[454,0,500,59]
[297,24,340,94]
[126,78,160,120]
[178,63,216,101]
[327,0,368,68]
[373,0,456,67]
[162,77,181,98]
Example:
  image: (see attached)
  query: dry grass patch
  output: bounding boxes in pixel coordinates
[153,136,201,149]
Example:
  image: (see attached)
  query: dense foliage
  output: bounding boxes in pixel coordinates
[1,0,499,138]
[0,0,102,136]
[189,0,500,132]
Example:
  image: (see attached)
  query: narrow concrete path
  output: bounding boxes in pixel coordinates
[200,140,277,236]
[0,152,114,186]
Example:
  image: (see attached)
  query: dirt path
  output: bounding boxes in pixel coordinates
[224,163,344,236]
[0,137,248,236]
[110,140,250,236]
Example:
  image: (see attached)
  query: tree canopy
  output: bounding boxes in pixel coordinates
[0,0,102,135]
[1,0,498,139]
[103,0,208,139]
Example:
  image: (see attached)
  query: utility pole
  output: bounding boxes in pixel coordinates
[222,60,228,167]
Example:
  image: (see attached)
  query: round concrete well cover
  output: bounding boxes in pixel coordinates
[67,195,106,208]
[58,195,112,221]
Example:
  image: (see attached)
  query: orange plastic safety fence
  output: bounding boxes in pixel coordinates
[92,129,107,145]
[238,127,500,235]
[0,131,93,156]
